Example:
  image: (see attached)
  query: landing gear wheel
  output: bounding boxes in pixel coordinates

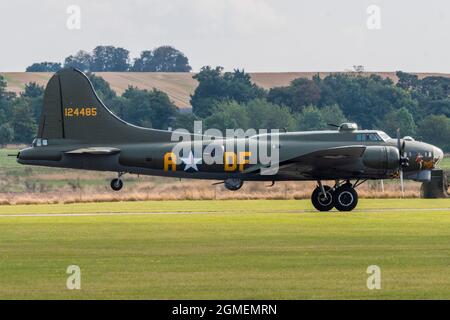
[311,185,334,211]
[224,178,243,191]
[110,178,123,191]
[334,185,358,211]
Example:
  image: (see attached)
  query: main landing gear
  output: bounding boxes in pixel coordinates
[311,180,363,212]
[110,172,125,191]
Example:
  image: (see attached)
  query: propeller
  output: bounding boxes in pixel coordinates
[396,128,410,196]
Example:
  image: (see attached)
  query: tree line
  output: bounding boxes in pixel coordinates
[1,67,450,151]
[189,67,450,151]
[26,45,192,72]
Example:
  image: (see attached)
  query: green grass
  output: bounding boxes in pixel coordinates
[0,199,450,299]
[0,148,21,168]
[440,156,450,170]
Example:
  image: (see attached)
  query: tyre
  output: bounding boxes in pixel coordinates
[334,185,358,211]
[110,178,123,191]
[224,178,243,191]
[311,185,334,211]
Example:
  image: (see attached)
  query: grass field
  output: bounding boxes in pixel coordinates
[0,199,449,299]
[440,156,450,170]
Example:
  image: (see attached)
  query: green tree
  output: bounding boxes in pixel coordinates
[382,107,416,137]
[22,82,44,98]
[90,46,130,71]
[107,96,129,119]
[289,78,321,112]
[417,115,450,151]
[204,100,250,131]
[132,50,153,72]
[319,104,347,127]
[268,73,419,129]
[191,66,265,117]
[0,75,5,95]
[422,99,450,118]
[266,86,292,108]
[171,112,197,133]
[318,74,417,129]
[121,87,153,127]
[121,87,178,129]
[0,123,14,146]
[21,82,45,124]
[267,78,321,113]
[420,76,450,100]
[64,50,92,72]
[245,99,296,130]
[26,62,61,72]
[132,46,192,72]
[395,73,450,121]
[396,71,420,91]
[296,105,327,131]
[87,73,116,105]
[0,76,14,127]
[11,98,37,142]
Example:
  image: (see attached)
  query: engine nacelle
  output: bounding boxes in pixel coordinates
[362,146,399,170]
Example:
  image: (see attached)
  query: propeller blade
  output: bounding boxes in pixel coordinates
[396,128,409,168]
[400,169,405,197]
[396,128,407,195]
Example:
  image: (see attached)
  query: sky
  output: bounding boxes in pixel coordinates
[0,0,449,72]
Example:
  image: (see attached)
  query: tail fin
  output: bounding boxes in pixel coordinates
[38,68,171,143]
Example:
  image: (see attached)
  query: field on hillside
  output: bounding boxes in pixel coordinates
[0,199,449,299]
[3,71,450,108]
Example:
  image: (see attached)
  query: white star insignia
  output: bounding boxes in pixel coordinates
[181,151,202,171]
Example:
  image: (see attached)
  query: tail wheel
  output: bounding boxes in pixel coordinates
[110,178,123,191]
[311,185,334,211]
[334,185,358,211]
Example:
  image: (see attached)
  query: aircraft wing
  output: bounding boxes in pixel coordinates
[245,145,366,177]
[65,147,121,155]
[277,145,366,177]
[288,145,366,164]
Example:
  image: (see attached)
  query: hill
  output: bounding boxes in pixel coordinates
[2,71,450,109]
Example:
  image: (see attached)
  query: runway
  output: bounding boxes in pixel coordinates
[0,207,449,217]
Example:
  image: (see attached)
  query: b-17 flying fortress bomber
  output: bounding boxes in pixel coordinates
[17,69,444,211]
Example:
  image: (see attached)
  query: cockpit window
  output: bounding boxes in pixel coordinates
[378,132,391,141]
[356,133,384,142]
[356,132,391,142]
